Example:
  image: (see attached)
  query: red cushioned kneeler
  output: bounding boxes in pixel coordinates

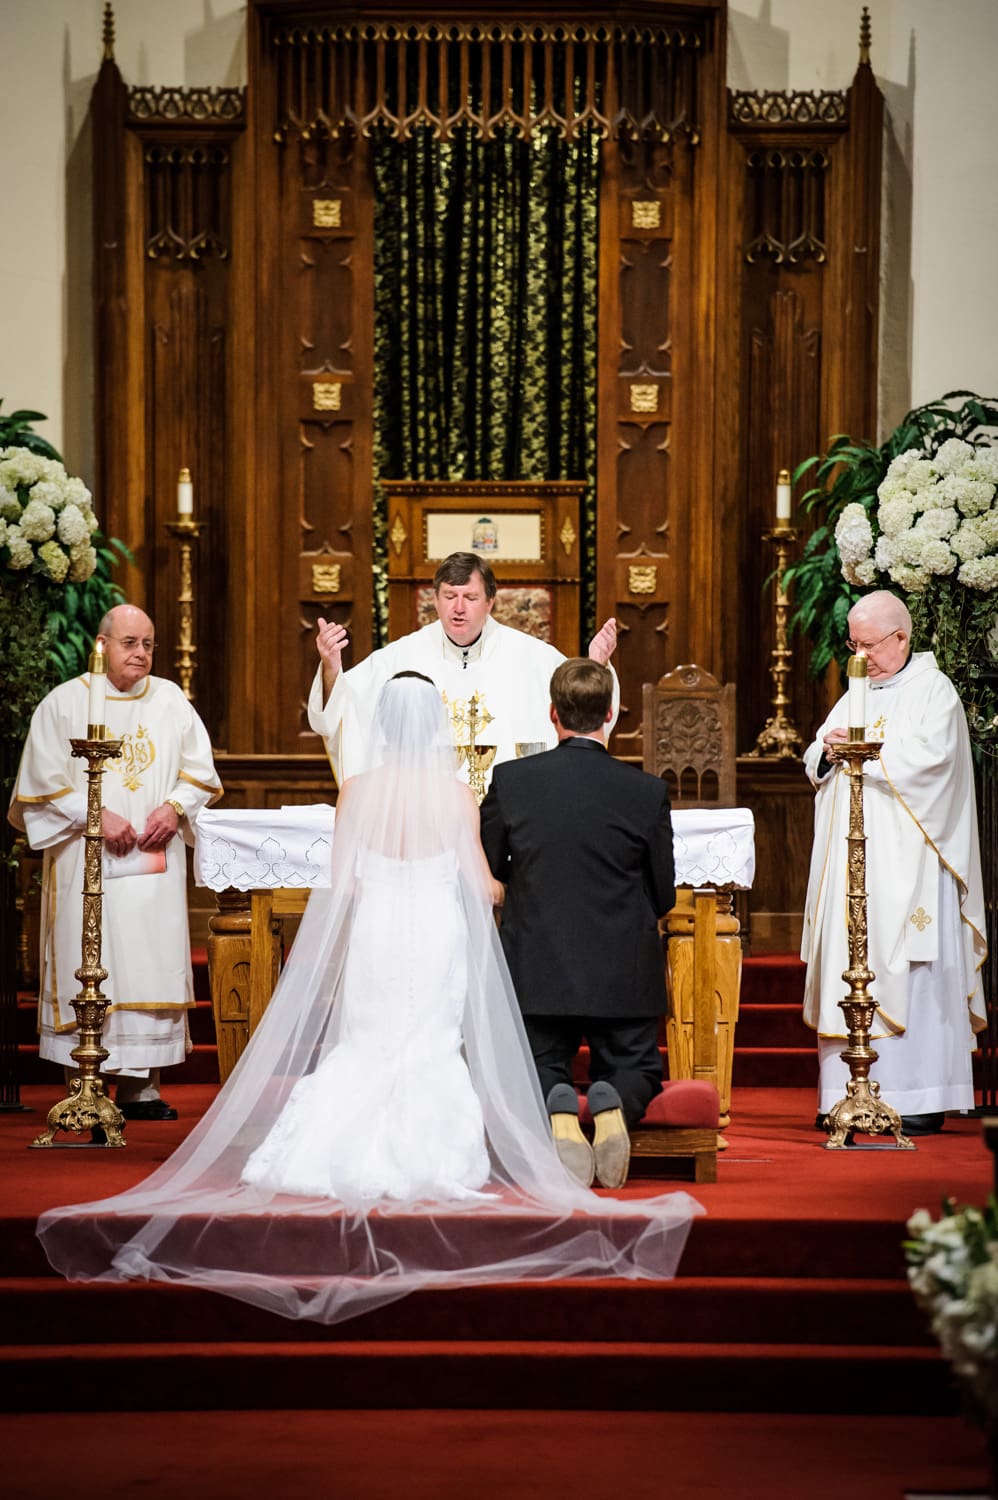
[578,1079,720,1183]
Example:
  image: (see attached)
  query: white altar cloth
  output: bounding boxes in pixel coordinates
[194,803,754,894]
[194,806,335,891]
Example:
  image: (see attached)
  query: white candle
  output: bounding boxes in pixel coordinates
[177,467,193,518]
[776,468,792,523]
[88,641,108,736]
[847,653,868,740]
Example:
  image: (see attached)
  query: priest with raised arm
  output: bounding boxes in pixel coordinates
[308,551,618,792]
[801,590,987,1135]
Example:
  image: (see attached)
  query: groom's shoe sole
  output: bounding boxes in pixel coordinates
[550,1113,595,1187]
[592,1106,631,1189]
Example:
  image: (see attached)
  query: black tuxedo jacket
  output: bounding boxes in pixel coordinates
[479,736,675,1018]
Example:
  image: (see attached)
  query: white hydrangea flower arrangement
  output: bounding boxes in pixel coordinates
[0,445,100,586]
[906,1197,998,1423]
[834,438,998,595]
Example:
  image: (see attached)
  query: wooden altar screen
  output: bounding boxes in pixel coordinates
[88,2,883,940]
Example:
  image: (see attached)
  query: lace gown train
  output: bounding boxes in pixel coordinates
[242,850,491,1202]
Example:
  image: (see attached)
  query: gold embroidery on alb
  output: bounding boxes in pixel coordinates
[869,714,887,741]
[910,906,932,932]
[109,726,157,792]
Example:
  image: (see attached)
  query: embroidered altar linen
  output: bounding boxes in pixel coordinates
[671,807,755,890]
[194,805,335,891]
[194,804,752,894]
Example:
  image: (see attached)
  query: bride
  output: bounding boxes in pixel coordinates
[38,673,702,1324]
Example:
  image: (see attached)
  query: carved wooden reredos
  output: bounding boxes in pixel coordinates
[90,0,882,774]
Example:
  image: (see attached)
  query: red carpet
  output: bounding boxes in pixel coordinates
[4,955,994,1496]
[0,1410,989,1500]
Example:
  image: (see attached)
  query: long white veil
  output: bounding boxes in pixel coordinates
[38,674,702,1324]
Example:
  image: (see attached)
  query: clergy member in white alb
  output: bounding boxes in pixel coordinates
[308,552,618,791]
[801,590,986,1134]
[8,605,222,1119]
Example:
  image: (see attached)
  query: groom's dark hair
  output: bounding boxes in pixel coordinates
[550,659,613,734]
[433,552,498,600]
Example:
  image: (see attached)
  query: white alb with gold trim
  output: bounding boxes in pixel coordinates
[308,616,617,788]
[8,674,222,1075]
[801,651,986,1052]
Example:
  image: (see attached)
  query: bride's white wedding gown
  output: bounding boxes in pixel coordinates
[242,849,491,1202]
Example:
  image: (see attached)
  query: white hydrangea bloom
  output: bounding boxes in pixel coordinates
[0,449,47,488]
[951,523,988,560]
[5,524,33,569]
[56,503,90,547]
[876,476,912,506]
[38,540,70,583]
[0,517,6,549]
[18,498,56,542]
[0,487,21,523]
[878,495,915,537]
[897,528,930,567]
[885,449,921,482]
[874,535,898,571]
[975,510,998,549]
[834,502,874,566]
[958,556,998,590]
[939,474,994,517]
[63,475,92,509]
[67,545,97,583]
[919,539,958,576]
[29,479,66,512]
[933,438,975,474]
[914,506,959,539]
[960,448,998,485]
[907,458,938,491]
[83,504,100,534]
[891,562,930,592]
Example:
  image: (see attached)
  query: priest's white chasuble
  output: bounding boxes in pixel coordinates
[309,617,612,789]
[801,652,986,1113]
[9,674,222,1075]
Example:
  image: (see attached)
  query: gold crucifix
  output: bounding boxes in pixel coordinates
[443,690,497,804]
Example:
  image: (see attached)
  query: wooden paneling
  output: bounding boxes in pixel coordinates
[90,1,882,804]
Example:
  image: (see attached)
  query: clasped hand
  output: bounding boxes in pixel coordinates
[822,727,850,762]
[102,803,179,856]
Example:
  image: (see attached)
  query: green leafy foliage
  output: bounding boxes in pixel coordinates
[0,401,62,461]
[785,392,998,744]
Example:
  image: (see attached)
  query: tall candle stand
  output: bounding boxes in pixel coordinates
[750,524,804,758]
[165,515,205,703]
[822,740,914,1151]
[31,736,125,1148]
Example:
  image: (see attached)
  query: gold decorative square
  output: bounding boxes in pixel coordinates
[311,562,341,595]
[559,517,577,556]
[313,382,342,411]
[313,198,342,228]
[390,514,408,556]
[628,564,658,595]
[630,384,659,414]
[632,200,661,230]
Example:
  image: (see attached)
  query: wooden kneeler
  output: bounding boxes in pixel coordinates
[579,888,721,1184]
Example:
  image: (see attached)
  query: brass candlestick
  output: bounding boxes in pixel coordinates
[444,690,496,804]
[822,739,914,1151]
[31,735,125,1149]
[750,520,804,758]
[165,509,205,702]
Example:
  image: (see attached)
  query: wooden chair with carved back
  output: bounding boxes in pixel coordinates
[637,664,745,1167]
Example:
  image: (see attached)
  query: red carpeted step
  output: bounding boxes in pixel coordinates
[0,1339,958,1415]
[733,1048,816,1088]
[735,1004,813,1049]
[0,1275,933,1350]
[740,954,806,1006]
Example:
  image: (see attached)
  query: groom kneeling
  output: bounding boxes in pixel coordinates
[480,659,675,1188]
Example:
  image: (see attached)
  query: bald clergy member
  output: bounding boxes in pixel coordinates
[9,605,222,1118]
[308,552,618,790]
[801,590,986,1135]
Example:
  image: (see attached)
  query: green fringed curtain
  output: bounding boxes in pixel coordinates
[372,125,600,646]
